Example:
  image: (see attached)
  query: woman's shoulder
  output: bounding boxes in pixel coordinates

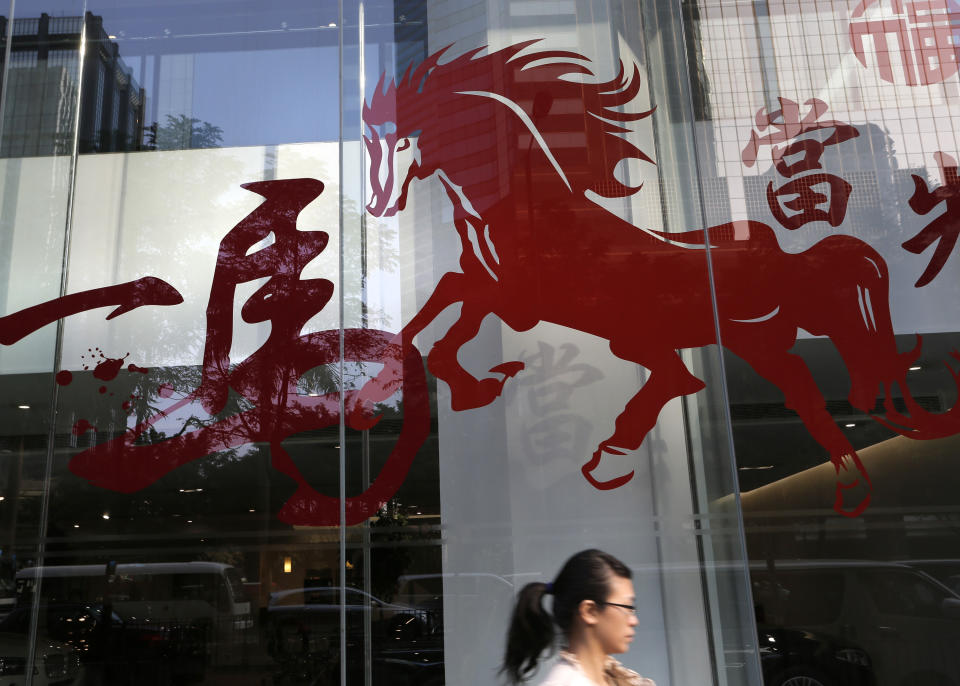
[538,658,594,686]
[604,656,657,686]
[538,652,656,686]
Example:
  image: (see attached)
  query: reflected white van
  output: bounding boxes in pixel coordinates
[15,562,253,666]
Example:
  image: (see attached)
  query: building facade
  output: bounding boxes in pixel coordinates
[0,1,958,685]
[0,12,145,156]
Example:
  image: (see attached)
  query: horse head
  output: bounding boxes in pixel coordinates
[361,41,657,220]
[362,120,427,217]
[810,235,960,438]
[873,338,960,440]
[362,58,446,218]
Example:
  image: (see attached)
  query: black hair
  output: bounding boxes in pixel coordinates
[500,549,632,684]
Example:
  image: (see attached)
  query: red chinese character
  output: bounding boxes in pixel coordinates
[68,179,430,526]
[0,277,182,345]
[741,98,859,169]
[742,98,859,230]
[767,173,854,230]
[850,0,960,86]
[903,151,960,286]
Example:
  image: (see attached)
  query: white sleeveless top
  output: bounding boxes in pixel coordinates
[539,652,655,686]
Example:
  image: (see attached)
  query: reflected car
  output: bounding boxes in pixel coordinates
[266,586,427,638]
[758,625,874,686]
[371,637,443,686]
[266,587,439,685]
[897,559,960,597]
[0,603,202,685]
[0,631,80,686]
[751,560,960,686]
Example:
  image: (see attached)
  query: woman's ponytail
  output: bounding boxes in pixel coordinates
[500,581,555,684]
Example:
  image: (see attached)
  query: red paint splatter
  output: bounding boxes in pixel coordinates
[72,419,96,436]
[121,401,132,412]
[98,386,107,394]
[55,370,73,386]
[93,355,128,382]
[127,363,149,374]
[158,384,174,398]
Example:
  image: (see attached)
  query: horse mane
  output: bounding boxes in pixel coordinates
[365,40,656,199]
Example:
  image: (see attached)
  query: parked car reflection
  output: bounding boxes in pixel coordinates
[0,631,80,686]
[757,624,873,686]
[13,562,253,684]
[0,603,198,685]
[751,560,960,686]
[897,559,960,597]
[266,587,442,685]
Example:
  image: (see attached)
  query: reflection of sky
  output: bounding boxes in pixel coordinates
[18,0,401,146]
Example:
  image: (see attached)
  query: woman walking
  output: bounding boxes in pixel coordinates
[501,549,655,686]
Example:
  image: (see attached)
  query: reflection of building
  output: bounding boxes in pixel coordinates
[0,12,145,156]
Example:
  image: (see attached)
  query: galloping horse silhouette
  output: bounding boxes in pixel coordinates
[358,40,960,516]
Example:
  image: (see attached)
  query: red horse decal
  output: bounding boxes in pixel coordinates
[359,40,960,517]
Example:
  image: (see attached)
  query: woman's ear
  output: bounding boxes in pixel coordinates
[578,599,600,626]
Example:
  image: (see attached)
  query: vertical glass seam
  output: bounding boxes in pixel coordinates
[356,7,374,686]
[635,9,696,686]
[27,5,89,686]
[0,0,16,148]
[673,3,764,686]
[337,1,347,685]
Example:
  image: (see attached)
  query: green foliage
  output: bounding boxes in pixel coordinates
[156,114,224,150]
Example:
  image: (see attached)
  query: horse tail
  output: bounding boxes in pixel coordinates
[650,220,779,248]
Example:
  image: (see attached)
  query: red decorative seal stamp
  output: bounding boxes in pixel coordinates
[849,0,960,86]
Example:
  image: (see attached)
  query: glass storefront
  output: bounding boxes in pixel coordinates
[0,1,957,685]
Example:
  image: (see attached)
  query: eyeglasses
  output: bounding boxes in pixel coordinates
[603,602,638,617]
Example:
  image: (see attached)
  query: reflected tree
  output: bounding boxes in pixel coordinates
[155,114,224,151]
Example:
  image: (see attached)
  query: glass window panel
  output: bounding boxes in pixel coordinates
[345,2,760,686]
[686,1,960,686]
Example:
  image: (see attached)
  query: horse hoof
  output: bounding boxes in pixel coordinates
[833,479,871,518]
[582,447,634,490]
